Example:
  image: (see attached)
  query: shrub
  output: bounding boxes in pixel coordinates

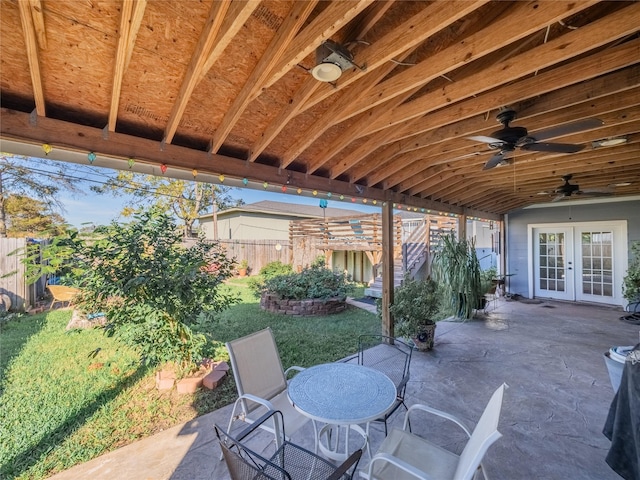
[260,260,294,278]
[72,209,239,369]
[247,261,294,297]
[623,241,640,302]
[385,276,441,339]
[261,263,353,300]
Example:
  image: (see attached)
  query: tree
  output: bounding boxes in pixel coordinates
[4,195,67,237]
[0,155,78,237]
[90,171,244,236]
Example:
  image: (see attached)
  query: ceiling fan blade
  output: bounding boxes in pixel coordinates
[483,152,508,170]
[521,142,584,153]
[552,194,569,202]
[467,135,504,145]
[530,118,604,141]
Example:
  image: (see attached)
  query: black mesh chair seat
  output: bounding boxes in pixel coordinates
[356,335,413,434]
[216,410,361,480]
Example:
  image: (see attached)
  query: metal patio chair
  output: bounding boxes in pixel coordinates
[225,328,309,448]
[216,410,362,480]
[361,383,507,480]
[356,335,413,435]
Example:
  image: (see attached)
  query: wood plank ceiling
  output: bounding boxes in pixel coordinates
[1,0,639,219]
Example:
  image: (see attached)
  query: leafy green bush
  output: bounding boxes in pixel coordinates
[247,261,294,297]
[623,241,640,302]
[260,260,294,278]
[385,276,441,339]
[69,209,239,369]
[261,263,353,300]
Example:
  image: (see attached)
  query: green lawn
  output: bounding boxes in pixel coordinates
[0,281,378,479]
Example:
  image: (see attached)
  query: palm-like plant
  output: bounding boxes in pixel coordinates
[431,234,482,320]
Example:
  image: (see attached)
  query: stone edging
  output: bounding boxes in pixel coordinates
[260,293,346,316]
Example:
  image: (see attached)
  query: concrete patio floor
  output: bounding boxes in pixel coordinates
[49,297,639,480]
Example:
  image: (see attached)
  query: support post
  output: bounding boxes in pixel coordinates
[381,202,394,338]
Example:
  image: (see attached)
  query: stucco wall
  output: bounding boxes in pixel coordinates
[506,198,640,302]
[200,212,297,240]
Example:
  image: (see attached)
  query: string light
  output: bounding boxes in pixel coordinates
[339,194,344,200]
[128,158,135,169]
[192,169,198,177]
[363,199,368,204]
[87,152,96,164]
[218,174,225,183]
[312,190,318,196]
[297,187,302,194]
[242,178,249,186]
[42,144,52,155]
[372,200,377,205]
[263,181,268,189]
[160,164,168,174]
[281,185,287,193]
[326,192,332,198]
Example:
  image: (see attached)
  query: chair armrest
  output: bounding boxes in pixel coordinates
[404,404,472,437]
[284,366,305,378]
[365,452,434,480]
[328,449,362,480]
[236,393,276,413]
[234,409,282,442]
[340,354,359,363]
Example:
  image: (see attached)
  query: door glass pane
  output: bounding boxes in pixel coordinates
[538,231,566,292]
[581,230,613,298]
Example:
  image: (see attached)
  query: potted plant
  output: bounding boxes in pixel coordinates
[623,241,640,311]
[431,234,483,320]
[238,259,249,277]
[387,276,441,351]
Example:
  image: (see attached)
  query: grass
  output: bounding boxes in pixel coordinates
[0,280,378,479]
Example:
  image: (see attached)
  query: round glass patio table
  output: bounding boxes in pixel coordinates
[288,362,396,461]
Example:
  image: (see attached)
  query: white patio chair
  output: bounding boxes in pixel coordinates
[225,328,310,449]
[361,383,507,480]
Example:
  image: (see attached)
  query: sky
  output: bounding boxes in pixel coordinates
[14,155,380,228]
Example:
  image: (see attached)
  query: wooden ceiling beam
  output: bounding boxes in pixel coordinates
[163,0,236,144]
[280,1,487,168]
[322,0,601,179]
[209,1,318,153]
[359,43,640,188]
[17,0,45,116]
[261,0,374,90]
[392,87,640,192]
[398,119,640,199]
[249,0,387,163]
[383,48,640,160]
[325,4,640,179]
[0,108,501,220]
[364,3,640,136]
[424,144,639,205]
[108,0,146,132]
[27,0,46,50]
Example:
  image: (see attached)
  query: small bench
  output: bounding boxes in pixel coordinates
[47,285,81,310]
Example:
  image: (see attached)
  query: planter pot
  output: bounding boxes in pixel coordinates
[238,268,247,277]
[412,324,436,351]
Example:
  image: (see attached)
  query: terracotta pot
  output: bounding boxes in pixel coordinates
[238,268,247,277]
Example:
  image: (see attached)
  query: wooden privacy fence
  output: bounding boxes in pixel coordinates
[220,239,291,274]
[0,238,46,311]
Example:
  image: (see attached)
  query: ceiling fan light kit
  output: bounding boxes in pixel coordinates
[467,109,604,170]
[311,40,362,82]
[592,136,628,148]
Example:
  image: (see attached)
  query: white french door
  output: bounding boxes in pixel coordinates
[530,221,627,306]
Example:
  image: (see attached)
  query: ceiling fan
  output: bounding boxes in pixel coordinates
[543,174,613,202]
[467,109,603,170]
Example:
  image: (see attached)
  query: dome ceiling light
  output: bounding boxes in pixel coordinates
[311,40,365,83]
